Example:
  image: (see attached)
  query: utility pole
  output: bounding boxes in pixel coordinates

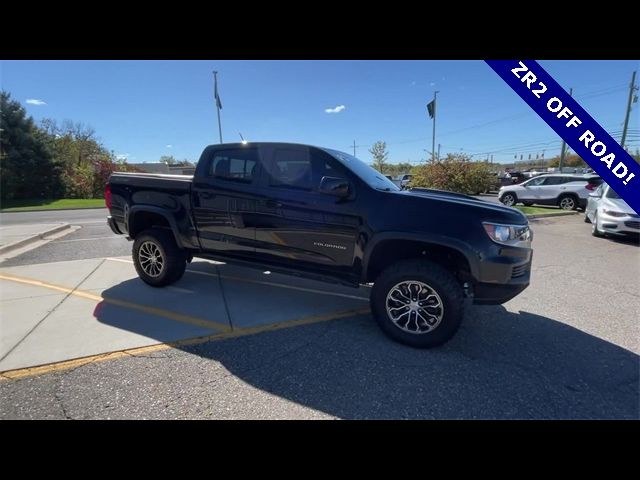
[559,87,573,171]
[353,140,357,157]
[621,71,638,150]
[213,71,223,144]
[437,143,441,161]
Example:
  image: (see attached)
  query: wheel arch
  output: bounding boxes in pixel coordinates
[362,233,479,284]
[128,206,184,248]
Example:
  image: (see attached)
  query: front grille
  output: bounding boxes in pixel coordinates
[624,221,640,229]
[511,264,529,278]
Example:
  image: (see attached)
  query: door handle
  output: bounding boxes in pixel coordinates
[266,199,283,208]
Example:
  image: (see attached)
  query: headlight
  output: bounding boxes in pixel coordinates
[483,222,532,247]
[602,209,626,217]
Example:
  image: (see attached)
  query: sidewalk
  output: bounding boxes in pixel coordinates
[0,256,370,375]
[0,223,70,255]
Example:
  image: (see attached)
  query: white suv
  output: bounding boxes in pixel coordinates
[498,174,601,210]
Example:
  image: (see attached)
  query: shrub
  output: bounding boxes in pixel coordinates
[410,154,494,195]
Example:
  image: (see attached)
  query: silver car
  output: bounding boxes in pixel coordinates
[585,184,640,238]
[498,174,601,210]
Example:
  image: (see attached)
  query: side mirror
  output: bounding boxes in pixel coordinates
[319,176,350,198]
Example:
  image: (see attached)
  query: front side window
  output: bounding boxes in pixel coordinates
[525,176,546,186]
[322,148,400,191]
[209,149,258,183]
[605,186,621,199]
[270,149,314,190]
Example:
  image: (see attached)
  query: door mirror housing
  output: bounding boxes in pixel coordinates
[319,176,350,198]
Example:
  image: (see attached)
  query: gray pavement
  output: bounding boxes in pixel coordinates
[0,214,638,419]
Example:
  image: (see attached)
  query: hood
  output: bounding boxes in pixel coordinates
[402,187,528,224]
[603,197,635,215]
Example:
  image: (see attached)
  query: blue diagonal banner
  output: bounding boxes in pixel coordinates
[485,60,639,215]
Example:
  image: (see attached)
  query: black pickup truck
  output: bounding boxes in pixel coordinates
[107,142,533,348]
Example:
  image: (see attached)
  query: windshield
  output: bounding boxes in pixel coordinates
[322,148,401,191]
[605,186,621,199]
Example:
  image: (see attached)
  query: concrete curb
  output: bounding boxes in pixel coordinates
[0,223,71,255]
[526,211,579,220]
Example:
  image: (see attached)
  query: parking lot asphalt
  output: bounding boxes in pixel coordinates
[0,212,638,419]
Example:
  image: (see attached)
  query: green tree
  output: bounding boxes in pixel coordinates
[547,154,587,169]
[410,153,494,195]
[384,162,415,177]
[0,91,62,202]
[369,141,389,173]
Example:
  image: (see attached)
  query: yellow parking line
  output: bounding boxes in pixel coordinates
[0,307,371,381]
[0,273,230,333]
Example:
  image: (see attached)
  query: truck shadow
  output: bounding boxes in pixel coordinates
[94,275,639,419]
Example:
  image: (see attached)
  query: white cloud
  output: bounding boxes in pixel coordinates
[430,82,436,87]
[26,99,46,106]
[325,105,346,114]
[116,153,130,161]
[166,144,173,148]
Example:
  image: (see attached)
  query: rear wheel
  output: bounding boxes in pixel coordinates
[558,194,577,210]
[370,259,464,348]
[501,193,517,207]
[133,228,187,287]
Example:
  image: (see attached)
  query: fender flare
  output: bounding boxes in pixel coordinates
[127,205,184,249]
[362,231,481,282]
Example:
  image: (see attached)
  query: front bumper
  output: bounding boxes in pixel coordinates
[472,244,532,305]
[598,213,640,236]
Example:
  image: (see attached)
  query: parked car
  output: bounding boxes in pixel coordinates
[584,183,639,238]
[498,174,602,210]
[395,174,413,189]
[107,142,533,348]
[504,171,527,184]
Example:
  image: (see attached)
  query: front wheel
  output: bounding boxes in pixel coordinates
[370,259,464,348]
[133,228,187,287]
[591,212,604,237]
[501,193,517,207]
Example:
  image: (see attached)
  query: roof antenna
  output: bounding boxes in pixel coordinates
[239,133,248,145]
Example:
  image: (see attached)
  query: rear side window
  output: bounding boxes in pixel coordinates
[587,176,603,186]
[209,149,258,183]
[541,177,565,185]
[561,176,586,184]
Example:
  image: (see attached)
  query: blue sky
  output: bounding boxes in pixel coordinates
[2,60,638,165]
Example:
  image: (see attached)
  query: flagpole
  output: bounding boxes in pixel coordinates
[431,91,438,163]
[213,71,223,144]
